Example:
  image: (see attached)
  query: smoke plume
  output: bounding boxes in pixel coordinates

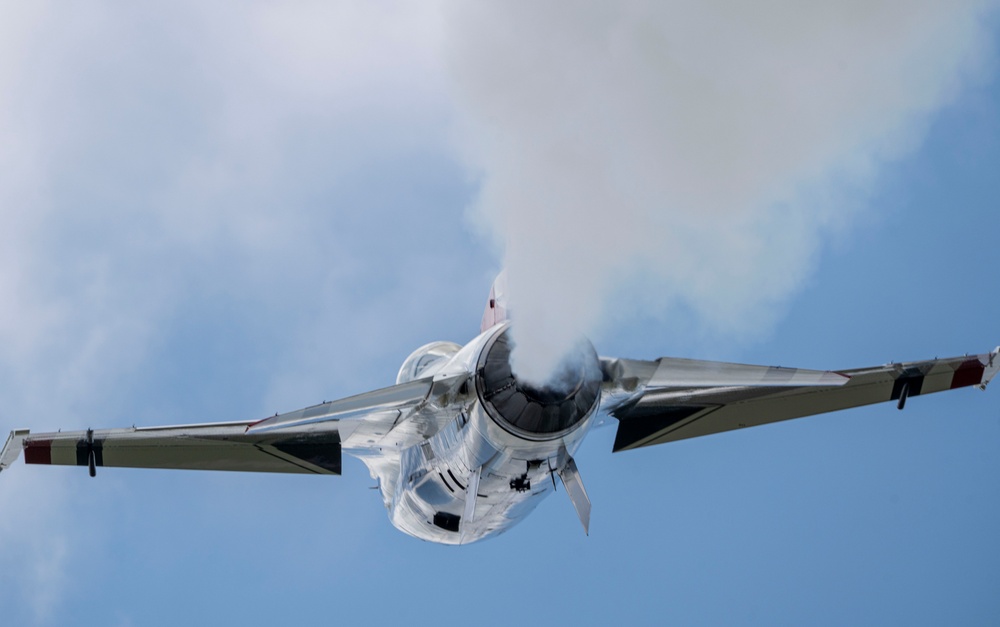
[443,1,997,384]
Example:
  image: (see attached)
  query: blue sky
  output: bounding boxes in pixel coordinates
[0,3,998,626]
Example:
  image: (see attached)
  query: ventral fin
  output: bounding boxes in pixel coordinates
[558,455,591,535]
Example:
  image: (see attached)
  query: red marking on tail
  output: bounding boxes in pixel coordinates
[480,273,509,333]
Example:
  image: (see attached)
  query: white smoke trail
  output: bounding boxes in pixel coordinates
[443,1,997,384]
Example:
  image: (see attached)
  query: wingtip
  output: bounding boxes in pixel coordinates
[0,429,30,473]
[980,346,1000,390]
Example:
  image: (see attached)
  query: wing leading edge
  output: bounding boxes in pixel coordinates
[603,347,999,452]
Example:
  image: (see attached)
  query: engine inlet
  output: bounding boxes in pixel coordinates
[476,326,601,439]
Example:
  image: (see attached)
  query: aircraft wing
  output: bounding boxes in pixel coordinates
[0,373,468,476]
[601,347,1000,452]
[0,421,343,475]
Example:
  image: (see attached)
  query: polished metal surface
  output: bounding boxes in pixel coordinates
[1,273,996,544]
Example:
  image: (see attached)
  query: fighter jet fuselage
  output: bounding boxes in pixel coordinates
[2,273,996,545]
[377,323,600,543]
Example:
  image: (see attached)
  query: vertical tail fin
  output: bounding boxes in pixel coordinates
[480,271,509,333]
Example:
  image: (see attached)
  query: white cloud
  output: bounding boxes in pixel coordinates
[0,3,456,621]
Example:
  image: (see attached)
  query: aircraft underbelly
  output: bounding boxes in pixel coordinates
[386,397,595,544]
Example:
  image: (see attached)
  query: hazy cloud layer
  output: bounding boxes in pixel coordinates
[0,3,997,622]
[444,1,998,383]
[0,3,458,621]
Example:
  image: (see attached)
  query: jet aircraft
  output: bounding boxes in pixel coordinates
[2,274,997,544]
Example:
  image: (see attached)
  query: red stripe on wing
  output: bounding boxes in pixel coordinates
[951,359,985,389]
[24,439,53,465]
